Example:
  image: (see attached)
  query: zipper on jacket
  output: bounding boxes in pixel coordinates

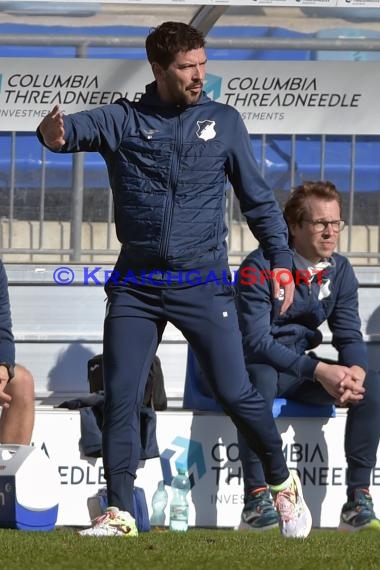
[158,113,182,260]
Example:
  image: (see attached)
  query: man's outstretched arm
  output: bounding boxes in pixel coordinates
[37,104,66,150]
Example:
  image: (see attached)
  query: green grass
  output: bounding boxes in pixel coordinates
[1,527,379,570]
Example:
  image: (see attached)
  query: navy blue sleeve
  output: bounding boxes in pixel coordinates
[327,259,368,371]
[0,262,15,365]
[236,251,318,380]
[38,101,130,154]
[225,112,292,270]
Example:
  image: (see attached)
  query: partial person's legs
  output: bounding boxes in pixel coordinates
[280,369,380,529]
[103,286,164,512]
[237,364,279,494]
[236,364,280,531]
[0,364,34,444]
[80,285,165,538]
[242,364,380,532]
[237,362,335,531]
[240,364,339,484]
[344,370,380,493]
[167,282,311,538]
[339,369,380,531]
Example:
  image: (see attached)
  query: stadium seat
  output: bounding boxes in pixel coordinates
[183,346,336,418]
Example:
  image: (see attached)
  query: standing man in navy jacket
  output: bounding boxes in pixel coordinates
[0,260,34,445]
[34,21,343,539]
[236,180,380,533]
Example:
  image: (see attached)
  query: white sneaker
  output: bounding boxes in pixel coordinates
[78,506,138,537]
[272,471,312,538]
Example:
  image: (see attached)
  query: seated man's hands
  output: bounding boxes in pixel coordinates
[337,365,366,405]
[314,362,365,405]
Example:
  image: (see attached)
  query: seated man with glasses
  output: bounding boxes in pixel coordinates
[236,180,380,533]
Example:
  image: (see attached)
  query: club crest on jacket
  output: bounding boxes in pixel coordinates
[196,120,216,141]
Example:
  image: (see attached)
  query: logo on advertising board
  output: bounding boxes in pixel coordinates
[204,73,222,101]
[160,436,206,488]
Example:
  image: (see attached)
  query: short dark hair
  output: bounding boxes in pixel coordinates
[145,21,205,69]
[284,180,342,227]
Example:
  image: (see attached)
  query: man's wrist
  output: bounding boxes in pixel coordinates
[313,361,325,383]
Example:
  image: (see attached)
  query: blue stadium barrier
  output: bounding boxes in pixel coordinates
[0,23,149,59]
[313,28,380,62]
[2,132,380,194]
[183,346,336,418]
[251,135,380,193]
[207,25,312,60]
[301,7,380,22]
[0,2,101,17]
[0,23,312,59]
[0,133,109,190]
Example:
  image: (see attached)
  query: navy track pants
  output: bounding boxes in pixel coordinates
[102,281,289,510]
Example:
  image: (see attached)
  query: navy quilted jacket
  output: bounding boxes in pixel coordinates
[38,82,292,276]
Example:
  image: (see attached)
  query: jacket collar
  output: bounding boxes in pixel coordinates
[293,250,334,274]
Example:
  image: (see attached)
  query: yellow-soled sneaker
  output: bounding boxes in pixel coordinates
[78,506,138,537]
[272,471,312,539]
[339,489,380,532]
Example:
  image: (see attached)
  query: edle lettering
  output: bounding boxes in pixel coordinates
[57,465,105,485]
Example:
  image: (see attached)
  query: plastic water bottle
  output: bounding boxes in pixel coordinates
[150,480,168,527]
[169,467,191,532]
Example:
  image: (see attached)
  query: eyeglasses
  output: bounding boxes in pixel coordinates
[303,219,345,233]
